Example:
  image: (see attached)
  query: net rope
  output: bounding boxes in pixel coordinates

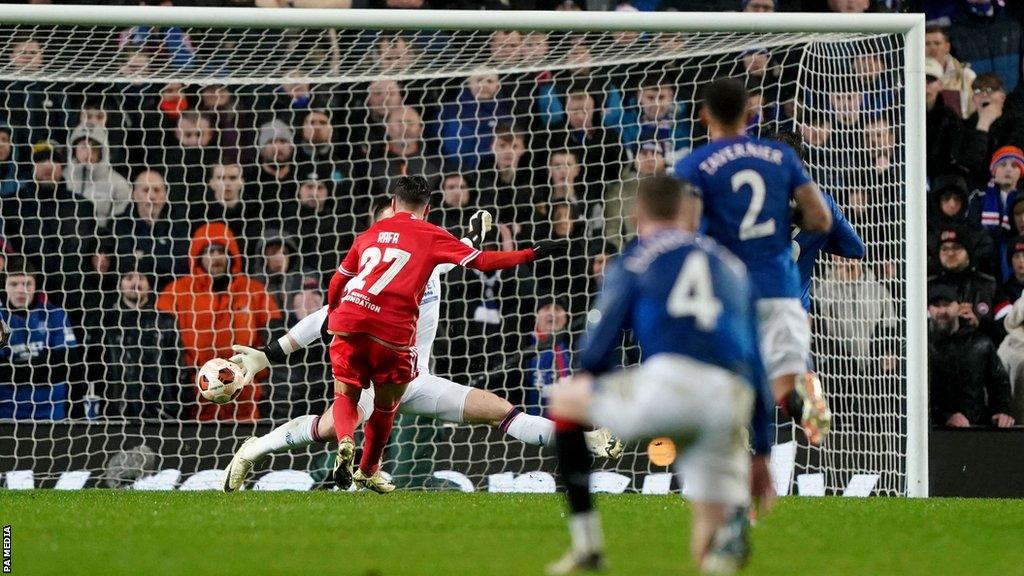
[0,22,908,495]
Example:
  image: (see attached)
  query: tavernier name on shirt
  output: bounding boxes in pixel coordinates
[697,141,785,176]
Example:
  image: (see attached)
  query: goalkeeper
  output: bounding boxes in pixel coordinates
[222,204,623,492]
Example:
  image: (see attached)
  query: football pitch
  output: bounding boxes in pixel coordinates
[3,492,1022,575]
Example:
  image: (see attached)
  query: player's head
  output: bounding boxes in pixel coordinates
[2,256,37,310]
[699,78,749,136]
[769,129,805,162]
[391,175,432,218]
[635,175,702,234]
[372,197,395,223]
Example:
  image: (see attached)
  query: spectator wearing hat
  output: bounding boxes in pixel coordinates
[958,73,1024,187]
[75,96,128,174]
[156,222,283,421]
[112,170,191,290]
[924,26,976,119]
[928,283,1015,428]
[926,174,993,275]
[281,169,353,276]
[0,256,80,420]
[929,224,999,339]
[0,142,97,304]
[252,118,299,209]
[976,146,1024,271]
[925,57,965,178]
[101,263,184,419]
[66,123,132,228]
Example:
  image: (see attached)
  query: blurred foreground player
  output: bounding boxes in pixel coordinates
[325,176,561,492]
[222,204,622,492]
[675,78,834,445]
[547,176,774,574]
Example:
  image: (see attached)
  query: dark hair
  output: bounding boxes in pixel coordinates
[494,122,524,144]
[769,129,804,161]
[925,25,949,41]
[81,96,107,112]
[701,77,748,126]
[3,255,36,279]
[371,197,391,221]
[392,176,431,209]
[637,175,691,221]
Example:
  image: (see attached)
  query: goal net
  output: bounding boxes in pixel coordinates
[0,7,926,496]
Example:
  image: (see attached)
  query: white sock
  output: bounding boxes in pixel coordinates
[503,411,555,446]
[244,414,321,461]
[569,511,604,556]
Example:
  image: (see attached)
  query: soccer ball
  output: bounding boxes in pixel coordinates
[197,358,244,404]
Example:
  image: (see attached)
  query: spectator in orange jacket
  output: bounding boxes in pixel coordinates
[156,222,282,421]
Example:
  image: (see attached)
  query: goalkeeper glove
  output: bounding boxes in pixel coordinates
[229,344,271,386]
[532,239,570,259]
[467,209,493,249]
[0,317,9,349]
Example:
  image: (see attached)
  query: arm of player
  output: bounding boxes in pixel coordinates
[231,305,329,384]
[579,258,634,376]
[433,225,542,271]
[792,182,832,234]
[822,203,865,260]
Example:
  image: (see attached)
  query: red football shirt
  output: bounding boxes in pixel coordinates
[327,212,512,347]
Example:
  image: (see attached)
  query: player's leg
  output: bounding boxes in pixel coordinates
[757,298,830,445]
[547,375,605,575]
[400,373,623,458]
[223,412,325,492]
[352,340,419,493]
[353,380,408,493]
[221,381,378,492]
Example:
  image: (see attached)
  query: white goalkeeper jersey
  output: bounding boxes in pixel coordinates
[297,263,452,375]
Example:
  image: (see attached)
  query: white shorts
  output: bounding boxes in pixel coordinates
[589,354,754,506]
[756,298,811,381]
[357,372,472,424]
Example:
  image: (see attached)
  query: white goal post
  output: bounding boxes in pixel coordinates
[0,5,927,496]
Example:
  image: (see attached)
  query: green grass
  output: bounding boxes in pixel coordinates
[2,492,1023,575]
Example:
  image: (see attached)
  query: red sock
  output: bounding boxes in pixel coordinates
[554,415,583,433]
[359,402,399,475]
[332,392,359,444]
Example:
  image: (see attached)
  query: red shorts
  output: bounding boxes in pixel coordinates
[330,333,419,389]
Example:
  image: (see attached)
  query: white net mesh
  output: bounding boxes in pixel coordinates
[0,18,910,495]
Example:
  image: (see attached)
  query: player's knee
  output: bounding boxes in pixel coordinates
[463,389,513,425]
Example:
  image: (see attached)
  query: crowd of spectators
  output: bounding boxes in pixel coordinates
[0,0,1021,430]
